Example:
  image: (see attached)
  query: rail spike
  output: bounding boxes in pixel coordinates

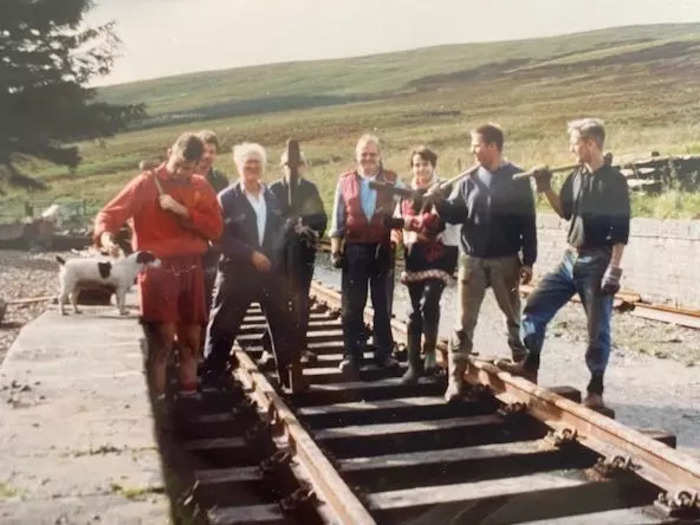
[593,454,640,478]
[497,401,528,419]
[279,482,317,513]
[545,427,578,448]
[655,489,700,518]
[260,450,292,476]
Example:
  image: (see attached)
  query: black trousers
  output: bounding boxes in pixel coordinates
[203,269,296,384]
[406,278,445,354]
[341,243,394,362]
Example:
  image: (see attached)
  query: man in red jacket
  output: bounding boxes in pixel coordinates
[94,132,223,403]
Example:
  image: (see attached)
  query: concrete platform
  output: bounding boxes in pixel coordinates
[0,299,170,524]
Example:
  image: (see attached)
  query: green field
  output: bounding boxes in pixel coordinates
[4,23,700,222]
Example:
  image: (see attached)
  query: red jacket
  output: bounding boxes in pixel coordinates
[93,164,223,258]
[339,169,397,244]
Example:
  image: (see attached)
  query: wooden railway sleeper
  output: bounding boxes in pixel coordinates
[655,489,700,519]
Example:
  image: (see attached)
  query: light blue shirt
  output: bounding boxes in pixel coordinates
[330,171,404,238]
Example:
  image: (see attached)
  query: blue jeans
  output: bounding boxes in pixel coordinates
[521,247,613,393]
[341,243,394,362]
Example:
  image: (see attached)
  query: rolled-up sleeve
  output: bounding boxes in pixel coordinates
[329,181,345,238]
[607,174,630,245]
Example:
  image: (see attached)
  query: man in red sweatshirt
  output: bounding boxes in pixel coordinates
[93,132,223,405]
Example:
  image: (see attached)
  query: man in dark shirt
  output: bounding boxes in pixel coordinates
[197,130,229,317]
[265,150,327,364]
[436,124,537,402]
[499,118,630,411]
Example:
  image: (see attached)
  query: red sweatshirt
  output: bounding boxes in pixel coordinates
[94,164,223,258]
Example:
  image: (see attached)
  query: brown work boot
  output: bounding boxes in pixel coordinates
[496,358,538,384]
[444,353,469,403]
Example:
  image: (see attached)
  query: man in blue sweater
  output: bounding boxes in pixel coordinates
[436,124,537,402]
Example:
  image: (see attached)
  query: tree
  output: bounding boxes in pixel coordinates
[0,0,144,191]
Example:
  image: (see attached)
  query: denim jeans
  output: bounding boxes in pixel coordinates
[521,247,613,393]
[341,243,394,362]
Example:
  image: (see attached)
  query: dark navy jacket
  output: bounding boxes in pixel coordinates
[269,178,327,263]
[217,181,286,273]
[436,163,537,266]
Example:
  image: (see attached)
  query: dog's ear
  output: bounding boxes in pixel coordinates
[135,251,156,264]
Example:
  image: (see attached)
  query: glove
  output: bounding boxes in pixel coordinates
[331,251,344,269]
[601,266,622,295]
[532,168,553,193]
[296,224,319,248]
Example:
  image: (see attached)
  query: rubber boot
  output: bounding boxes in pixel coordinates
[423,328,439,376]
[400,330,422,385]
[444,330,468,403]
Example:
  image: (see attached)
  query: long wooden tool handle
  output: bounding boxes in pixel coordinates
[286,138,301,208]
[437,162,480,190]
[513,153,613,180]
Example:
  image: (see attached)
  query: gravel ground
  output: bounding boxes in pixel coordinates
[0,250,68,364]
[1,249,699,453]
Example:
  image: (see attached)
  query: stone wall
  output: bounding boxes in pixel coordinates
[534,214,700,309]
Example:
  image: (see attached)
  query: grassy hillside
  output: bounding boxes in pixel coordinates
[4,23,700,221]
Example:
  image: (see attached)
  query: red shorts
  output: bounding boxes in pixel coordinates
[138,255,207,325]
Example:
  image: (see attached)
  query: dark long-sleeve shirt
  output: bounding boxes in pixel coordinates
[561,164,630,248]
[269,177,328,264]
[269,178,327,236]
[435,162,537,266]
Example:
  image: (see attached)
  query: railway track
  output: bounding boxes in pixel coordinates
[169,280,700,524]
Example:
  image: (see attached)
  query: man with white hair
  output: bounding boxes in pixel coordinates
[499,118,630,410]
[202,142,304,392]
[330,133,403,379]
[94,132,223,406]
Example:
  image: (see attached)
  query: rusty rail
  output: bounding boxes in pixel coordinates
[232,346,375,524]
[310,280,700,512]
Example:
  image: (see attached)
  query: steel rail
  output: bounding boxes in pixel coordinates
[233,346,376,525]
[309,281,700,504]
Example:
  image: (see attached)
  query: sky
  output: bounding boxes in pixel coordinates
[85,0,700,86]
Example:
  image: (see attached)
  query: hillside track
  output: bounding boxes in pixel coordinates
[168,281,700,525]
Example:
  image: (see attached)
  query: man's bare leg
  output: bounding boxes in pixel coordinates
[176,323,200,393]
[151,322,177,396]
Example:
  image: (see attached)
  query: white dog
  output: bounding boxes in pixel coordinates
[56,251,160,315]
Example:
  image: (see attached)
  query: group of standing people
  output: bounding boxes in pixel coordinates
[93,116,630,414]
